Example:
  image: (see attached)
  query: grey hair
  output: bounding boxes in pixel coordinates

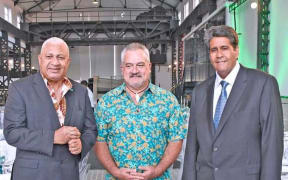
[40,37,70,56]
[121,43,150,63]
[204,25,239,49]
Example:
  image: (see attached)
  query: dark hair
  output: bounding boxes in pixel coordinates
[80,80,88,86]
[204,25,239,49]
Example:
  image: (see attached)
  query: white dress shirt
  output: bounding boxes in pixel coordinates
[213,61,240,118]
[87,87,94,108]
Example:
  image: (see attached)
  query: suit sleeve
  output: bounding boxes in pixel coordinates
[260,76,283,180]
[182,89,198,180]
[80,89,98,160]
[3,83,54,156]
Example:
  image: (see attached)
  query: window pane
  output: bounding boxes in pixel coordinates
[184,2,189,19]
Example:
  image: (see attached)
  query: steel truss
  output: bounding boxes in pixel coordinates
[0,31,31,105]
[28,19,176,46]
[257,0,270,72]
[171,40,177,94]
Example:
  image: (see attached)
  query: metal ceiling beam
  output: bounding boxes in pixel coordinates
[153,0,175,9]
[24,0,49,13]
[118,0,127,8]
[27,20,174,46]
[76,0,83,8]
[30,38,172,46]
[175,0,182,7]
[26,7,151,14]
[229,0,248,12]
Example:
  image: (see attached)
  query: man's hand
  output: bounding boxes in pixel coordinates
[54,126,81,144]
[131,166,160,180]
[68,138,82,155]
[114,168,144,180]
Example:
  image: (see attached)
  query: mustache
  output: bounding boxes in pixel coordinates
[129,73,142,78]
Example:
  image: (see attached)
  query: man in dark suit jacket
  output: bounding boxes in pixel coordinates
[182,25,283,180]
[4,37,97,180]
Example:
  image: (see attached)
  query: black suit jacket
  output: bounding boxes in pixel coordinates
[182,65,283,180]
[4,73,97,180]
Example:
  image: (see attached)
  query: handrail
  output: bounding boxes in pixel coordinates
[27,9,176,23]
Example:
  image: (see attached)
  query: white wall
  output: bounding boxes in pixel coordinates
[90,45,115,79]
[155,65,172,90]
[32,45,117,81]
[269,0,288,96]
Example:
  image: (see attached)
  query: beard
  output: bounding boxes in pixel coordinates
[126,79,146,90]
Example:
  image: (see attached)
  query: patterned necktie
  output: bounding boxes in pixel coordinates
[213,80,229,129]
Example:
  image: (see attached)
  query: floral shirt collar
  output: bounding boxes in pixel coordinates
[42,74,72,126]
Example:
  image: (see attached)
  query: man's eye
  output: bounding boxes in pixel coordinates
[210,48,217,52]
[137,64,144,67]
[58,56,65,60]
[46,55,53,59]
[125,64,132,68]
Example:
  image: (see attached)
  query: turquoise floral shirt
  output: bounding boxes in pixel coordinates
[95,83,187,180]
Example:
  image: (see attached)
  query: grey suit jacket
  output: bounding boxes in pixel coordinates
[4,72,97,180]
[182,65,283,180]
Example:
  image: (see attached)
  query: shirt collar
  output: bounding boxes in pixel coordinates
[115,82,156,96]
[215,61,240,88]
[41,73,73,91]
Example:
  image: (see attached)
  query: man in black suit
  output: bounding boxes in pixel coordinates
[182,25,283,180]
[4,37,97,180]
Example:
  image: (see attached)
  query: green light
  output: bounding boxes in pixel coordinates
[269,0,288,96]
[227,1,257,69]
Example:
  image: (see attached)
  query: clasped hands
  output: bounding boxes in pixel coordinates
[115,166,160,180]
[54,126,82,155]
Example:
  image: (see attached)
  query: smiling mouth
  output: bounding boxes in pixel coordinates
[130,75,142,78]
[49,68,61,72]
[216,60,227,63]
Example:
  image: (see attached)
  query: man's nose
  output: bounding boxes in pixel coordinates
[51,57,61,65]
[216,50,223,58]
[131,65,139,73]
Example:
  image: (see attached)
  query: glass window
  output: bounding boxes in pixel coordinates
[193,0,200,9]
[4,6,12,23]
[178,11,182,25]
[17,15,21,29]
[184,1,189,19]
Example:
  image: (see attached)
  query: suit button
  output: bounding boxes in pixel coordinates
[213,147,218,152]
[214,168,218,172]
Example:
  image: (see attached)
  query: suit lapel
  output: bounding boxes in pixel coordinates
[197,77,215,144]
[198,77,215,167]
[213,66,248,140]
[32,73,60,129]
[206,78,215,137]
[64,83,76,126]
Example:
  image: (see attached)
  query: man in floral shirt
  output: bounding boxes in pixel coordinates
[94,43,187,180]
